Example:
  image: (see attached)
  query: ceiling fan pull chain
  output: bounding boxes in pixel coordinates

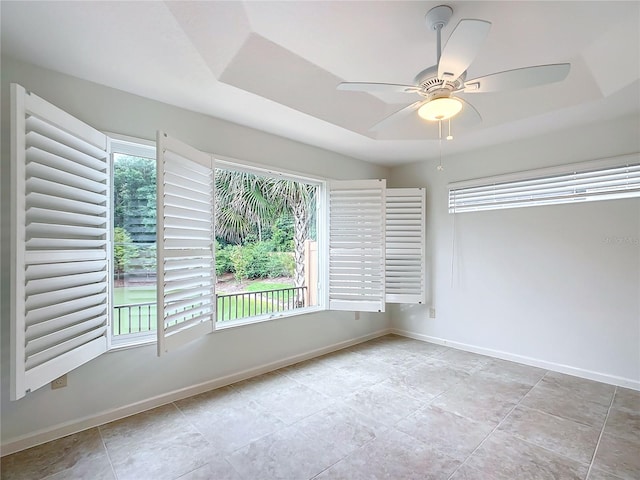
[437,121,445,172]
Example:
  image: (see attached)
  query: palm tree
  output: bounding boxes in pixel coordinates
[214,169,275,244]
[268,179,316,297]
[214,169,316,301]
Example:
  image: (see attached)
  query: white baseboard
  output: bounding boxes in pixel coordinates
[1,328,391,457]
[391,328,640,391]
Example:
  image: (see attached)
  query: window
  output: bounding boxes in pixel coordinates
[110,150,323,343]
[449,155,640,213]
[214,164,321,325]
[10,83,426,398]
[110,138,157,345]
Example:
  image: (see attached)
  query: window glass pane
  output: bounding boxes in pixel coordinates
[112,153,157,336]
[214,167,320,323]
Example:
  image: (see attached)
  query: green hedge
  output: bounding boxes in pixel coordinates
[216,241,294,280]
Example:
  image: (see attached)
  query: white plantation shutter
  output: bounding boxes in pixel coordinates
[385,188,426,304]
[156,132,215,355]
[329,179,386,312]
[10,84,110,400]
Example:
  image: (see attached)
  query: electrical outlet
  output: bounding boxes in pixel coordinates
[429,308,436,318]
[51,374,67,390]
[354,311,360,320]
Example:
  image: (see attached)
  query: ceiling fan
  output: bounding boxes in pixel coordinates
[337,4,570,135]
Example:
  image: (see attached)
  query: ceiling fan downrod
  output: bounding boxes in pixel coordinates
[426,5,453,64]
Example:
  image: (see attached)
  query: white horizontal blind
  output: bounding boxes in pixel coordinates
[157,132,215,355]
[329,179,386,312]
[10,84,110,400]
[449,154,640,213]
[385,188,426,304]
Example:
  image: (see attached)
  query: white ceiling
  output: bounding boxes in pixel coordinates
[2,1,639,166]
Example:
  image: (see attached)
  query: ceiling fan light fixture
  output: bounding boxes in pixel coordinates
[417,97,463,121]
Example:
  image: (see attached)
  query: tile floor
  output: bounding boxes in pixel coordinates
[2,335,639,480]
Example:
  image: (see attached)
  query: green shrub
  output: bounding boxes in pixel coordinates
[229,245,249,280]
[273,251,295,277]
[113,227,138,279]
[270,214,294,252]
[215,242,235,276]
[228,241,293,280]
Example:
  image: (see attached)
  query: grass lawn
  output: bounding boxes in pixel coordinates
[113,279,295,333]
[112,286,156,335]
[113,286,156,305]
[245,281,293,292]
[219,280,295,321]
[217,295,275,321]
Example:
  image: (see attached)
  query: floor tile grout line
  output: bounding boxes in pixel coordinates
[171,400,212,444]
[297,414,382,480]
[519,403,607,429]
[446,369,617,479]
[170,399,250,479]
[445,370,548,480]
[171,396,288,460]
[238,346,405,479]
[303,343,447,478]
[585,385,617,480]
[201,343,439,479]
[501,422,604,469]
[96,425,120,480]
[498,369,614,468]
[168,401,222,480]
[307,434,378,480]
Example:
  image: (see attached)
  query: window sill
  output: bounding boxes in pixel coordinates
[108,306,325,350]
[215,306,324,330]
[109,333,156,352]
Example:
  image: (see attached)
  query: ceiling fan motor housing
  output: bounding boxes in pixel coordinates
[414,65,465,99]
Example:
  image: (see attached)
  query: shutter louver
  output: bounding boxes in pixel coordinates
[449,155,640,213]
[11,84,109,400]
[329,179,386,312]
[385,188,426,304]
[157,132,215,355]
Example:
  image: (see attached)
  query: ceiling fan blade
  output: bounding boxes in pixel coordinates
[370,100,426,131]
[337,82,420,94]
[438,19,491,82]
[457,96,482,122]
[462,63,571,93]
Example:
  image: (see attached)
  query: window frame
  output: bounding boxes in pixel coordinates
[108,134,158,349]
[212,158,327,329]
[110,143,331,344]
